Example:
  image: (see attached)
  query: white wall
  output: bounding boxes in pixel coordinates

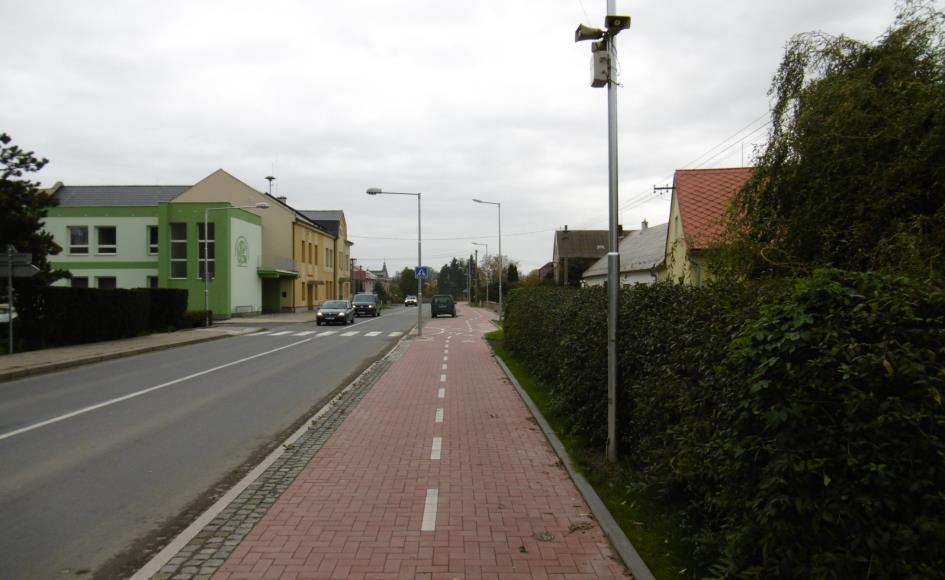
[229,215,263,313]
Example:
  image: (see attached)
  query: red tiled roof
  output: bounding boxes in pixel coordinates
[674,167,752,249]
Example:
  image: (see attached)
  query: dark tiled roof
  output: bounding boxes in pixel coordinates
[674,167,752,249]
[554,229,609,259]
[299,210,344,237]
[54,185,190,206]
[584,222,668,278]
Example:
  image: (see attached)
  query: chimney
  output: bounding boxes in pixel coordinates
[641,219,648,232]
[564,225,568,231]
[276,196,288,205]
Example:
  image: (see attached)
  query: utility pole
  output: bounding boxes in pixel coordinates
[575,5,631,463]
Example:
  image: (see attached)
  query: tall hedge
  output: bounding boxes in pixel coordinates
[17,286,189,349]
[503,270,945,577]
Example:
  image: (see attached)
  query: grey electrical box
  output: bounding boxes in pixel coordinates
[591,50,610,88]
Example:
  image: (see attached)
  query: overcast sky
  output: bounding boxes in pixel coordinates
[1,1,910,273]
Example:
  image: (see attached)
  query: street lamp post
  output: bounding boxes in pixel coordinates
[204,202,269,327]
[472,199,502,320]
[575,6,631,463]
[366,188,423,337]
[472,242,488,307]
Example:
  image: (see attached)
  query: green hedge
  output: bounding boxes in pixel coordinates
[503,270,945,577]
[17,286,190,349]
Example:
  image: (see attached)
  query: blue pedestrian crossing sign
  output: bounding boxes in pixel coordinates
[415,266,431,279]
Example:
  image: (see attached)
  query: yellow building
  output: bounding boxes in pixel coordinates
[661,167,752,286]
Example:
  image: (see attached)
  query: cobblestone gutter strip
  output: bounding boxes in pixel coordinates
[134,336,412,580]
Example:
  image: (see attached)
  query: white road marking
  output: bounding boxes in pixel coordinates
[431,437,442,460]
[341,331,360,337]
[294,331,318,336]
[441,364,447,371]
[249,331,271,336]
[443,356,448,361]
[440,374,447,382]
[388,331,403,337]
[435,408,444,423]
[0,338,315,442]
[318,331,338,336]
[269,331,293,336]
[365,331,382,337]
[438,388,445,398]
[421,488,438,531]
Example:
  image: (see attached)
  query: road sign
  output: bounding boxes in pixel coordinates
[0,264,39,278]
[415,266,430,279]
[7,253,32,266]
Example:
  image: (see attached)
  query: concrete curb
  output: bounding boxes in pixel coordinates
[0,328,258,383]
[491,351,656,580]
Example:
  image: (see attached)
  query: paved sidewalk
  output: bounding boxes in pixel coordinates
[205,305,627,579]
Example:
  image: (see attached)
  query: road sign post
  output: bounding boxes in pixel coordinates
[4,246,38,355]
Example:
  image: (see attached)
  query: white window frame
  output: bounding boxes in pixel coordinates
[96,276,117,289]
[147,225,159,255]
[170,223,188,279]
[197,222,215,280]
[68,225,89,255]
[96,226,117,255]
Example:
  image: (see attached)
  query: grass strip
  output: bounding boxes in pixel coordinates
[485,329,704,579]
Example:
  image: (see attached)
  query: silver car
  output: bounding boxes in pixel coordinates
[316,300,355,326]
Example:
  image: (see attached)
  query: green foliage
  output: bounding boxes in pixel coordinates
[435,257,470,298]
[0,133,65,313]
[720,5,945,281]
[504,270,945,577]
[17,287,190,349]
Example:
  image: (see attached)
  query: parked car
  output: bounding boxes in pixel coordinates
[404,295,418,306]
[352,293,381,317]
[0,303,15,324]
[430,295,456,318]
[316,300,355,325]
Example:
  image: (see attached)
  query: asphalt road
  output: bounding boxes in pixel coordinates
[0,306,421,579]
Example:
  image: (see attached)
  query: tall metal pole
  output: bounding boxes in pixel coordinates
[417,193,423,337]
[7,245,13,355]
[497,203,503,321]
[474,249,478,306]
[203,209,210,328]
[605,0,620,463]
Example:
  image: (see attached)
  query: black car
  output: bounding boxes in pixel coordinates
[316,300,355,325]
[430,295,456,318]
[352,293,381,317]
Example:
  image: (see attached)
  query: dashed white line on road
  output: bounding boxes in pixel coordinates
[421,488,438,531]
[341,331,360,337]
[389,331,403,337]
[294,331,318,336]
[249,331,271,336]
[443,355,448,361]
[319,331,338,336]
[440,374,447,382]
[269,331,293,336]
[431,437,442,460]
[438,388,445,398]
[441,364,447,371]
[365,331,382,337]
[435,408,444,423]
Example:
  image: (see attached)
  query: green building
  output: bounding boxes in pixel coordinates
[43,184,264,317]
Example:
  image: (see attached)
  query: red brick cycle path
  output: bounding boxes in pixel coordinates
[214,305,628,579]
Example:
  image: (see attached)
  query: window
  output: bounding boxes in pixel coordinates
[170,223,187,278]
[147,276,159,289]
[71,276,88,288]
[68,226,88,255]
[309,242,314,264]
[96,226,117,255]
[326,247,332,269]
[96,277,117,289]
[147,226,159,254]
[314,244,318,266]
[197,222,215,280]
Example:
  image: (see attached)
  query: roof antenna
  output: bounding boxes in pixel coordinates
[265,175,276,195]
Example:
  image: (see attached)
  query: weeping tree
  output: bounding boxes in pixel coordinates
[719,3,945,281]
